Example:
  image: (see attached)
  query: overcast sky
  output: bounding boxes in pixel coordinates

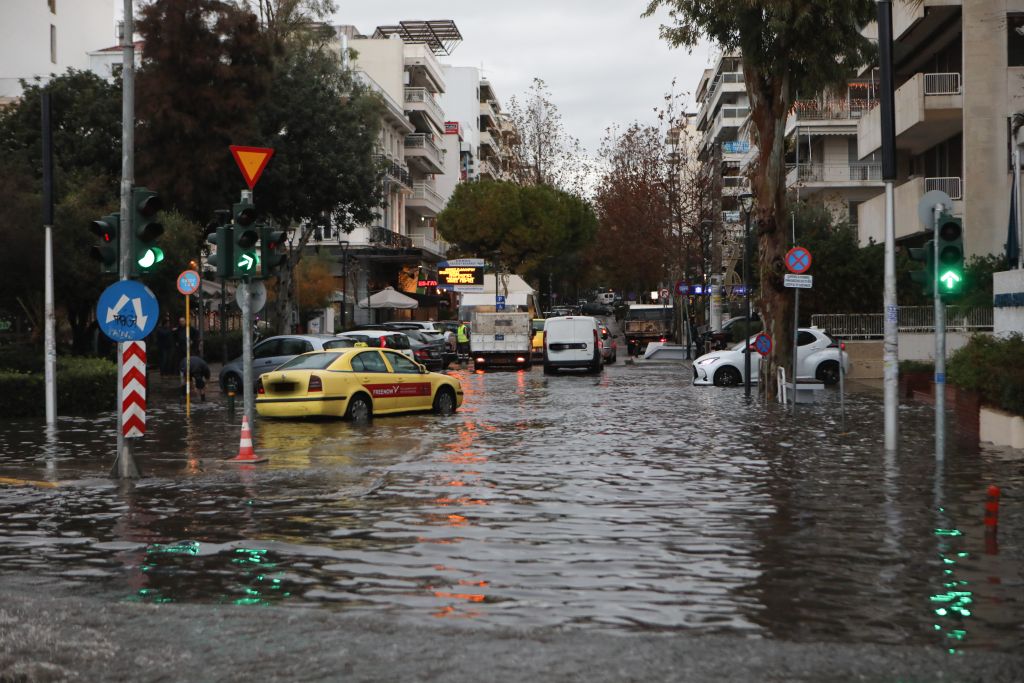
[333,0,717,157]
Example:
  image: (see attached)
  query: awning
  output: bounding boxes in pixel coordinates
[358,286,418,309]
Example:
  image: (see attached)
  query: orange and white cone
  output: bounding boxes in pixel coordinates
[226,415,267,464]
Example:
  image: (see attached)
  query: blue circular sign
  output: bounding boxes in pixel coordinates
[177,269,201,295]
[754,333,772,357]
[97,280,160,342]
[785,246,812,274]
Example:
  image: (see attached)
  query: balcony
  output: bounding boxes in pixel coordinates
[721,175,749,196]
[479,157,500,180]
[479,100,498,127]
[924,176,962,201]
[409,231,449,259]
[785,162,883,187]
[404,87,445,134]
[404,133,445,174]
[856,175,964,246]
[370,226,412,250]
[786,99,874,136]
[403,43,445,93]
[479,130,501,157]
[406,181,445,216]
[707,106,750,146]
[858,72,963,158]
[374,153,412,189]
[697,71,746,128]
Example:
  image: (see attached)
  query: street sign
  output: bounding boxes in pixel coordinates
[688,284,705,295]
[659,288,670,301]
[97,280,159,342]
[676,280,687,295]
[785,246,812,274]
[754,333,772,357]
[917,189,952,228]
[176,269,201,296]
[229,145,274,190]
[236,280,267,314]
[121,341,146,438]
[784,274,814,289]
[496,295,506,311]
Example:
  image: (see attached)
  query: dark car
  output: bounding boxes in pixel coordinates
[404,330,450,371]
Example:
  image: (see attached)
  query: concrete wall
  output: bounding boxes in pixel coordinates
[994,269,1024,335]
[842,332,977,379]
[350,38,404,105]
[0,0,114,98]
[439,66,481,161]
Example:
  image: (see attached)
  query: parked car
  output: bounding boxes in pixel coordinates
[530,318,545,359]
[692,327,847,387]
[703,314,762,351]
[542,315,603,374]
[403,329,449,371]
[336,329,415,360]
[598,324,618,364]
[219,334,357,393]
[256,348,463,420]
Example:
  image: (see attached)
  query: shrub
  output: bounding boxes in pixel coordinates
[947,334,1024,416]
[0,356,116,418]
[0,343,44,373]
[899,360,934,374]
[203,331,243,363]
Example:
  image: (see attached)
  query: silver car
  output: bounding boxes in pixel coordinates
[219,334,357,393]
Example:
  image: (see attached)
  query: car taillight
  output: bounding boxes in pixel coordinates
[475,357,485,364]
[415,349,429,359]
[256,378,264,395]
[840,342,846,351]
[308,375,322,392]
[515,356,526,363]
[380,336,388,348]
[659,337,667,342]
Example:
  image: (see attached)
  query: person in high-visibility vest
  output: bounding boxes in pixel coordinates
[456,321,470,360]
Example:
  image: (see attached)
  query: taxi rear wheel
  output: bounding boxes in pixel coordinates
[346,394,372,422]
[433,387,457,415]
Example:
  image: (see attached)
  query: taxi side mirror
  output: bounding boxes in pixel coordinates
[418,364,428,374]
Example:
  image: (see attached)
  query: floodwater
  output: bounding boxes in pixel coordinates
[0,361,1022,654]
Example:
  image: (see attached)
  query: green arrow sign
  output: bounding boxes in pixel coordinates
[940,271,962,289]
[237,253,255,271]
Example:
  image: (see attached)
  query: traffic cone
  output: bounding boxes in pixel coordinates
[226,415,267,464]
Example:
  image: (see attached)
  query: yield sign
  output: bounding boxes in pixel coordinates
[229,145,274,190]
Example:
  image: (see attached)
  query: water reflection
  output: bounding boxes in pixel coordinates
[0,364,1021,651]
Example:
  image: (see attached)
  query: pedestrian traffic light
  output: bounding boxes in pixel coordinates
[908,241,935,296]
[232,198,259,278]
[89,213,120,275]
[936,212,964,300]
[259,226,288,278]
[130,187,164,276]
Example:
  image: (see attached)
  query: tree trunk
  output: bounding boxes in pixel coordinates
[744,63,793,400]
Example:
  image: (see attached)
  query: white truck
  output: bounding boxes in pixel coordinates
[470,311,533,371]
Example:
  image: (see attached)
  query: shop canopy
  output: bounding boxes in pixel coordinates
[358,286,418,309]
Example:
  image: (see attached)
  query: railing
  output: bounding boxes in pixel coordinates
[791,99,874,121]
[410,181,443,206]
[404,133,445,167]
[369,226,412,250]
[925,176,962,200]
[404,87,445,124]
[721,175,748,188]
[373,153,412,188]
[924,72,961,96]
[788,162,883,183]
[811,307,993,338]
[722,210,741,223]
[410,233,449,256]
[704,71,744,107]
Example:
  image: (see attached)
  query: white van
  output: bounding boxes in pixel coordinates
[542,316,603,374]
[595,291,616,306]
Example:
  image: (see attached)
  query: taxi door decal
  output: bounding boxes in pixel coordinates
[364,383,431,398]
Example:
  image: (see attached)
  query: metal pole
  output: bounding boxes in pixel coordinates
[743,208,752,398]
[791,288,800,416]
[710,142,723,333]
[41,91,57,426]
[114,0,139,479]
[185,293,191,417]
[1015,144,1022,270]
[240,280,254,428]
[934,204,946,461]
[838,336,846,433]
[878,0,899,453]
[220,278,227,363]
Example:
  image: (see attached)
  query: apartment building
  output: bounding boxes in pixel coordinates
[856,0,1024,257]
[0,0,115,102]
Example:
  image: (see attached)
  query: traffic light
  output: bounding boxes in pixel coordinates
[207,226,234,279]
[232,199,259,278]
[936,212,964,300]
[259,226,288,278]
[908,241,935,296]
[130,187,164,276]
[89,213,120,275]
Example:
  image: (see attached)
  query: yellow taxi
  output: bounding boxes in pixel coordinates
[255,348,463,420]
[530,318,546,359]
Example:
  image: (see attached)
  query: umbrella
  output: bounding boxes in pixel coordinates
[358,286,418,309]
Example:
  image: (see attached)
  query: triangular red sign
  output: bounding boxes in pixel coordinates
[229,145,275,190]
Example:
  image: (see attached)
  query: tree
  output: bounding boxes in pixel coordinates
[135,0,273,224]
[644,0,875,394]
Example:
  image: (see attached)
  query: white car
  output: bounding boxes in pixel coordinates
[336,330,415,361]
[692,327,847,387]
[543,315,603,374]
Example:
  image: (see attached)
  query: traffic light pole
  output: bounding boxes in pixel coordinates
[114,0,139,479]
[878,0,899,454]
[239,279,255,430]
[933,204,946,460]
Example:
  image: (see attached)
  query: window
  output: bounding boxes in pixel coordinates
[848,200,862,229]
[1008,14,1024,67]
[797,331,817,347]
[323,339,356,350]
[385,352,419,374]
[50,24,56,64]
[278,338,313,356]
[254,340,283,359]
[351,351,388,373]
[48,0,55,13]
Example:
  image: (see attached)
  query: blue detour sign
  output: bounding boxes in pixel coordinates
[97,280,159,342]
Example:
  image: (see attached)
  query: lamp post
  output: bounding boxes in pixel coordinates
[739,192,755,399]
[339,240,349,331]
[700,218,713,350]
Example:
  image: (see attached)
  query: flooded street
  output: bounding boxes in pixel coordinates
[1,361,1022,660]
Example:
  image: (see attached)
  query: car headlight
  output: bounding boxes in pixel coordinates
[696,356,719,365]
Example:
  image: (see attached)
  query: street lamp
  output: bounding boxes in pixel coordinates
[738,192,755,399]
[339,240,349,331]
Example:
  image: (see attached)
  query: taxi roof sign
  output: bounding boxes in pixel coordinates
[229,145,274,190]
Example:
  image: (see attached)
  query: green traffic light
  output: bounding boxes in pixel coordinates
[236,251,259,272]
[940,270,962,290]
[137,247,165,269]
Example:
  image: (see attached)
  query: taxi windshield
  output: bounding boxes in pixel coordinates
[276,352,343,370]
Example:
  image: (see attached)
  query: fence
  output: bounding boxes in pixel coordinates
[811,307,993,338]
[924,176,962,201]
[924,72,961,96]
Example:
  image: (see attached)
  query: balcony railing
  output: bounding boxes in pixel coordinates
[721,175,748,188]
[404,133,445,168]
[722,210,741,224]
[404,87,445,125]
[369,226,412,250]
[925,176,962,200]
[410,232,449,257]
[924,72,961,96]
[791,99,874,121]
[374,153,412,188]
[788,162,883,183]
[411,181,443,206]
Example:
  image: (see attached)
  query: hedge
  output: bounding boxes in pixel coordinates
[947,334,1024,417]
[202,331,243,364]
[0,356,117,418]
